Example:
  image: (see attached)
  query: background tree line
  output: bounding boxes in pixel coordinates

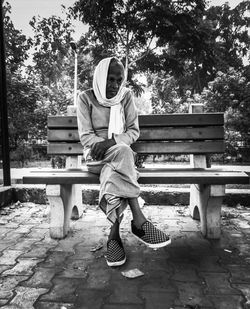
[3,0,250,164]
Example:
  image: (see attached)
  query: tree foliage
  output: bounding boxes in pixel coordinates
[70,0,249,95]
[147,1,250,93]
[6,73,43,148]
[70,0,156,62]
[206,1,250,70]
[28,13,94,113]
[29,14,74,86]
[70,0,207,94]
[3,2,31,73]
[202,67,250,147]
[3,3,75,149]
[3,2,40,148]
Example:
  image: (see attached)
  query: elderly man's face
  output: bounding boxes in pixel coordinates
[106,62,124,99]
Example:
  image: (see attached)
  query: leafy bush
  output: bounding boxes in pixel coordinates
[10,143,33,167]
[51,156,66,169]
[201,68,250,149]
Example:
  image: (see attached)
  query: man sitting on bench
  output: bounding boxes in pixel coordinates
[77,57,171,267]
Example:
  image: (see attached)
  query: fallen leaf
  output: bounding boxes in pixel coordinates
[121,268,144,279]
[90,242,103,252]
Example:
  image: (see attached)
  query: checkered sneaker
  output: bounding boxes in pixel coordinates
[131,220,171,249]
[106,239,126,267]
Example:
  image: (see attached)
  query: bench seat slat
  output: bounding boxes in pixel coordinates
[48,126,224,142]
[23,169,249,185]
[48,113,224,128]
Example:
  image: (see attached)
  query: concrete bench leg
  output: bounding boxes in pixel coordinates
[189,184,225,239]
[46,184,75,239]
[71,184,84,220]
[189,184,201,220]
[65,156,84,220]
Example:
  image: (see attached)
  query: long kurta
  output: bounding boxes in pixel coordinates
[77,88,141,223]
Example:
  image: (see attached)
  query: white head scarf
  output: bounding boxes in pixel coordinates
[93,57,128,138]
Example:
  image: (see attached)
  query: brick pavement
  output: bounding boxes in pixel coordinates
[0,201,250,309]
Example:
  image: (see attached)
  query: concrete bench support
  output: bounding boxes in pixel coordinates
[190,184,225,239]
[188,104,225,239]
[66,156,84,220]
[46,184,74,239]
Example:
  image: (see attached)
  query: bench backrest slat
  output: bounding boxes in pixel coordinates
[47,113,225,155]
[48,113,224,128]
[48,140,225,155]
[48,126,224,142]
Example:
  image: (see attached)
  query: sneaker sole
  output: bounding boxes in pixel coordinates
[106,256,126,267]
[132,233,171,249]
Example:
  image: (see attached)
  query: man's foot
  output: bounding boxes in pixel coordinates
[106,239,126,267]
[131,220,171,249]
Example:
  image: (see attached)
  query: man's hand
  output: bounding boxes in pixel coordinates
[91,139,116,161]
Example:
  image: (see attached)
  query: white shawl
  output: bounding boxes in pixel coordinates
[92,57,127,139]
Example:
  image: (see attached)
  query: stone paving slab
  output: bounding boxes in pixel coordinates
[0,201,250,308]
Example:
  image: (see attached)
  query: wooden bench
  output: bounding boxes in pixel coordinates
[23,105,249,240]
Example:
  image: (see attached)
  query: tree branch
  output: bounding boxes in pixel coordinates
[115,28,126,47]
[128,35,157,68]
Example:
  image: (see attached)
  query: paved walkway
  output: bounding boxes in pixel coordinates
[0,202,250,309]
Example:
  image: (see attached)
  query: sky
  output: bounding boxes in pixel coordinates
[7,0,87,41]
[6,0,244,41]
[209,0,243,6]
